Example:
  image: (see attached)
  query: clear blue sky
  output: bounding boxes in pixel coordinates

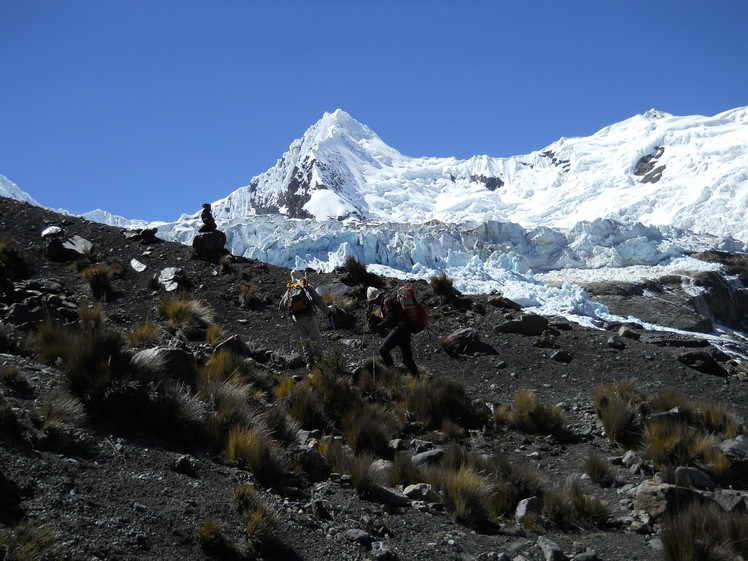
[2,0,746,222]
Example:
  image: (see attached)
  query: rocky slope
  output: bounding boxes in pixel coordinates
[1,196,747,561]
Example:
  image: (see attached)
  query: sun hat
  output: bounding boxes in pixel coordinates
[366,287,382,301]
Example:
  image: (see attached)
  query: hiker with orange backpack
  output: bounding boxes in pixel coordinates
[366,286,426,376]
[280,271,332,368]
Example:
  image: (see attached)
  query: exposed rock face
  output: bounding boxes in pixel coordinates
[634,146,665,183]
[46,235,94,262]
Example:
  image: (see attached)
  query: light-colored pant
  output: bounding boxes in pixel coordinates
[292,313,323,363]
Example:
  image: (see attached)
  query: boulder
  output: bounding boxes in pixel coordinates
[677,350,728,377]
[487,294,522,310]
[495,313,549,336]
[442,327,497,356]
[411,449,444,468]
[630,480,710,518]
[192,230,226,257]
[515,496,543,523]
[157,267,187,292]
[47,235,94,262]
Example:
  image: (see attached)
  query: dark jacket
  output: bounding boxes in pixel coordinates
[378,296,408,331]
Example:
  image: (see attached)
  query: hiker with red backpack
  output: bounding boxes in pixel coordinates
[280,271,332,368]
[366,285,427,376]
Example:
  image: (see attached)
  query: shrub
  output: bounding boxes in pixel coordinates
[127,321,162,349]
[238,281,264,309]
[234,483,280,551]
[584,451,615,487]
[343,403,399,457]
[316,436,350,473]
[592,382,642,446]
[157,293,216,339]
[542,480,609,530]
[407,377,486,430]
[493,390,566,438]
[441,466,495,526]
[662,501,748,561]
[81,263,115,299]
[430,271,455,298]
[225,426,288,488]
[195,516,232,557]
[1,366,32,394]
[696,399,741,438]
[0,521,72,561]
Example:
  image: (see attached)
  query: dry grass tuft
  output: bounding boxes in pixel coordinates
[662,500,748,561]
[81,263,115,299]
[195,516,232,557]
[127,321,162,349]
[585,451,615,487]
[0,521,69,561]
[157,293,216,339]
[593,382,642,446]
[440,466,495,526]
[407,376,486,431]
[493,390,566,438]
[430,271,455,298]
[225,426,288,487]
[696,399,742,438]
[343,403,400,457]
[542,480,610,530]
[316,436,351,474]
[234,483,280,551]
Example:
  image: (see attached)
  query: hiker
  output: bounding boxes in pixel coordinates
[199,203,217,233]
[366,286,420,375]
[279,271,332,367]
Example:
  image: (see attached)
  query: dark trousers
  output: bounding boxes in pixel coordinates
[379,327,418,375]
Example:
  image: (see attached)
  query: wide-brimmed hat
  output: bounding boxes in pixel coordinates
[366,287,382,301]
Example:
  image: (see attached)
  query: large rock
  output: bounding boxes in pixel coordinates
[630,480,710,518]
[46,235,95,262]
[442,327,497,356]
[677,350,728,377]
[192,230,227,257]
[157,267,187,292]
[494,313,549,336]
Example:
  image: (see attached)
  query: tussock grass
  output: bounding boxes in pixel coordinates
[585,451,615,487]
[195,516,232,557]
[645,416,697,468]
[81,263,115,299]
[127,321,162,349]
[316,436,350,474]
[430,271,455,298]
[1,366,31,393]
[234,483,280,551]
[36,390,86,435]
[662,501,748,561]
[344,403,400,457]
[388,452,423,487]
[348,452,379,495]
[0,521,71,561]
[407,376,486,430]
[77,300,106,331]
[157,293,216,339]
[343,255,380,286]
[542,480,610,530]
[441,466,495,526]
[238,281,263,309]
[206,324,224,346]
[696,399,742,438]
[493,390,566,438]
[593,382,642,446]
[253,405,301,446]
[225,426,288,487]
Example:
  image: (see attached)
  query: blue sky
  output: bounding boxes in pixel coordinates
[1,0,746,222]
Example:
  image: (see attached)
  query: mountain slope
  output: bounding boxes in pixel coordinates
[204,107,748,241]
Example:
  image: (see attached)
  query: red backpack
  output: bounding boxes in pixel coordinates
[396,286,428,333]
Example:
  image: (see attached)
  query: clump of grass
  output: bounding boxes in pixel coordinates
[696,399,741,438]
[388,452,423,487]
[585,451,615,487]
[407,376,486,431]
[195,516,232,557]
[81,263,115,299]
[343,403,400,457]
[36,390,86,435]
[234,483,280,552]
[348,452,379,496]
[238,281,264,309]
[440,466,495,526]
[1,366,32,393]
[343,255,380,286]
[316,436,351,474]
[542,480,609,530]
[127,321,162,349]
[493,390,566,438]
[77,300,106,331]
[661,501,748,561]
[430,271,455,298]
[225,426,288,488]
[157,293,216,339]
[206,324,224,347]
[592,381,642,446]
[0,521,72,561]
